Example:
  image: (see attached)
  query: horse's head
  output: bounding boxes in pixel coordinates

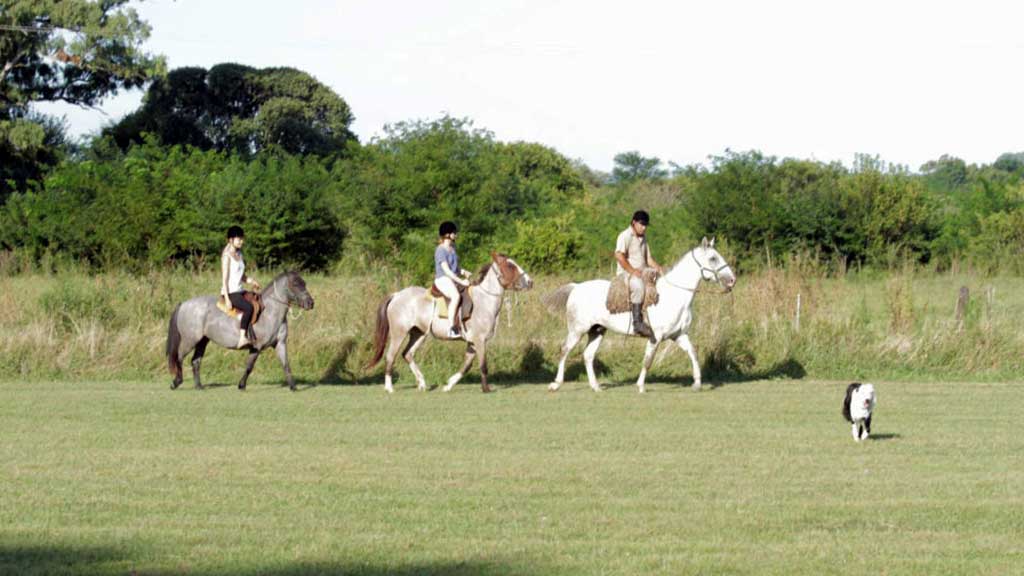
[280,271,315,310]
[694,237,737,292]
[490,251,534,291]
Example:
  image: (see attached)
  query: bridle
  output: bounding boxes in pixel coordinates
[661,249,731,294]
[692,249,730,284]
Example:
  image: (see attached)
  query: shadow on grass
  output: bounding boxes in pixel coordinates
[0,543,125,576]
[0,544,540,576]
[869,433,901,441]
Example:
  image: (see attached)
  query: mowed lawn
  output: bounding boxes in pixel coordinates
[1,378,1021,575]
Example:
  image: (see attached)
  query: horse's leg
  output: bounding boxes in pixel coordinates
[190,338,209,390]
[383,328,407,394]
[477,340,491,393]
[635,339,660,394]
[402,328,428,391]
[674,333,702,389]
[549,329,584,391]
[274,339,296,391]
[582,329,605,392]
[238,348,261,390]
[444,343,476,392]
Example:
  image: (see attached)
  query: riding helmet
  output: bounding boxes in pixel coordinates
[439,221,458,237]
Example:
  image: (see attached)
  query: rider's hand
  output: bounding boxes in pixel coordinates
[251,280,261,291]
[630,269,643,278]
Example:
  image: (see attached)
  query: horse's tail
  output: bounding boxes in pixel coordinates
[543,283,577,315]
[166,304,183,379]
[366,294,394,369]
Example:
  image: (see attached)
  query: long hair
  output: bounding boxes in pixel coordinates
[166,304,183,378]
[366,295,394,368]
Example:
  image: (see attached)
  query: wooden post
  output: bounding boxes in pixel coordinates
[954,286,969,332]
[794,292,801,332]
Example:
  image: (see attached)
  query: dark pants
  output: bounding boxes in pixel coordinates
[228,291,254,331]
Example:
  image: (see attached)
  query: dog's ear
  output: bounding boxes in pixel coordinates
[842,383,857,422]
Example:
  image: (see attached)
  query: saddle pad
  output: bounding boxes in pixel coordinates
[605,270,660,314]
[426,285,474,321]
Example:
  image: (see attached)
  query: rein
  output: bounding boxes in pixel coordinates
[262,282,290,307]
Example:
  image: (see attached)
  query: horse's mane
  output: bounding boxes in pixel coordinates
[471,262,493,285]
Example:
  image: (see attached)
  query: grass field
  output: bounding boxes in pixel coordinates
[2,378,1021,575]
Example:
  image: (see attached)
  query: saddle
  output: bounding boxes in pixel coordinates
[428,283,474,322]
[606,269,660,314]
[217,292,263,338]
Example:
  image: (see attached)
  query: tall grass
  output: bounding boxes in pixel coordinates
[2,264,1023,385]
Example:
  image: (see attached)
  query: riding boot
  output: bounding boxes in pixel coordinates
[631,303,654,340]
[447,309,463,339]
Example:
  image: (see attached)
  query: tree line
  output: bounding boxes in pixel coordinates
[3,2,1023,277]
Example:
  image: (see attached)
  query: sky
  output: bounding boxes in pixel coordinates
[36,0,1024,172]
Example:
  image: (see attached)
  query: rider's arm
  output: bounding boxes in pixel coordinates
[647,251,663,274]
[441,261,470,286]
[615,251,641,277]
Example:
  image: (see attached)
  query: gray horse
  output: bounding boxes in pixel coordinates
[166,271,314,391]
[367,252,533,393]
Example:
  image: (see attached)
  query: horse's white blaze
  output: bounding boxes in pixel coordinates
[549,243,735,391]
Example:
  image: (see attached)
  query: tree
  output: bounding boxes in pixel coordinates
[1,0,164,200]
[611,151,667,183]
[107,63,356,157]
[993,152,1024,175]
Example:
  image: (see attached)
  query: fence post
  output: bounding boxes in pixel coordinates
[954,286,969,332]
[794,292,801,332]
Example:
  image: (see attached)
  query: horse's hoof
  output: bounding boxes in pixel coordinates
[692,382,702,391]
[482,385,492,393]
[548,382,560,392]
[238,385,246,391]
[195,385,204,391]
[170,381,181,390]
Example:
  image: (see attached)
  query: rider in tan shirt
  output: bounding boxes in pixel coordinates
[614,210,663,339]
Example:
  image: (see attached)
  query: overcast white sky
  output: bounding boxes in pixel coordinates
[37,0,1024,172]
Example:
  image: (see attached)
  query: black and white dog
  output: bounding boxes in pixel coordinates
[842,382,876,442]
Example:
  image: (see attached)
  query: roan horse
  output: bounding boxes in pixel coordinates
[166,271,314,391]
[367,252,533,393]
[545,238,736,393]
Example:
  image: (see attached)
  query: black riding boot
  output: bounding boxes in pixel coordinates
[631,303,654,340]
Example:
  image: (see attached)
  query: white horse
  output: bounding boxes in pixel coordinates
[545,237,736,393]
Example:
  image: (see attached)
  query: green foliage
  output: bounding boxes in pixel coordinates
[38,278,119,332]
[1,0,164,200]
[1,139,344,270]
[106,64,356,157]
[499,214,584,273]
[611,150,666,183]
[334,117,584,278]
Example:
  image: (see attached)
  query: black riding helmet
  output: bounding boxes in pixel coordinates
[227,225,245,239]
[439,221,458,237]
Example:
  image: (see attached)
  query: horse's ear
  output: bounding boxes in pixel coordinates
[710,237,716,248]
[701,236,709,249]
[491,251,506,263]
